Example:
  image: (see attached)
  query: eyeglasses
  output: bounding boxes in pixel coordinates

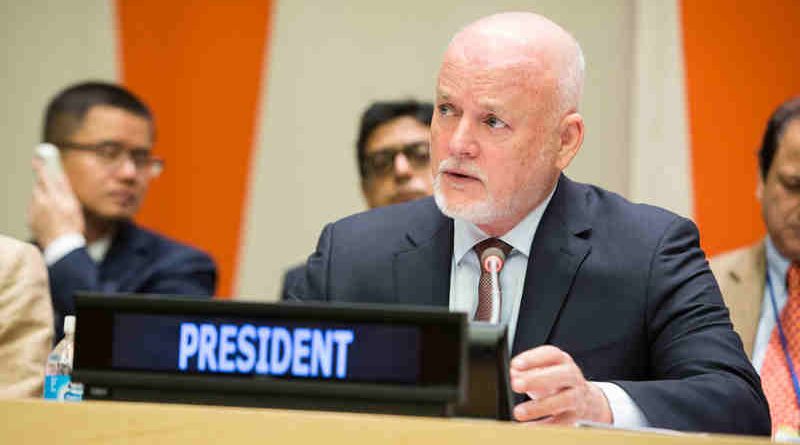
[363,141,430,177]
[56,141,164,178]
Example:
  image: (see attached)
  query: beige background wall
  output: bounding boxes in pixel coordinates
[0,1,691,301]
[629,0,691,217]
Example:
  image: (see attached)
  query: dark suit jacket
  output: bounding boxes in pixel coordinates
[48,221,217,341]
[288,175,770,435]
[280,263,306,301]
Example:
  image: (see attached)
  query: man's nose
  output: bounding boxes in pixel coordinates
[393,152,414,178]
[116,154,139,179]
[448,118,478,158]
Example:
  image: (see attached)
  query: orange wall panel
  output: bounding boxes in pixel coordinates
[116,0,274,297]
[682,0,800,256]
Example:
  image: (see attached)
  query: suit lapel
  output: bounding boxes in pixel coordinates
[724,242,766,358]
[100,222,150,293]
[394,199,453,308]
[512,175,592,356]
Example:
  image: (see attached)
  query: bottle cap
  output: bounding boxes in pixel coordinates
[64,315,76,335]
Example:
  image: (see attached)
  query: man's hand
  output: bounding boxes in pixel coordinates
[509,345,612,425]
[28,158,84,248]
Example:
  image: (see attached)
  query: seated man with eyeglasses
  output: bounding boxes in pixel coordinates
[28,81,217,342]
[280,99,434,299]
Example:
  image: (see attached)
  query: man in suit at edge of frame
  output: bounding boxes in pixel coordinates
[711,97,800,437]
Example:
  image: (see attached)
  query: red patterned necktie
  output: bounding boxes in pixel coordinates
[761,262,800,434]
[473,238,512,322]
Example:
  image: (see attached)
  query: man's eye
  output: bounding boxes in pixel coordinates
[782,179,800,190]
[131,150,152,164]
[438,104,454,116]
[97,143,123,158]
[484,115,506,129]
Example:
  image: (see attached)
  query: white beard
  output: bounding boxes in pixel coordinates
[432,158,516,225]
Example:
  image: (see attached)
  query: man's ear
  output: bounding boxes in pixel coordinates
[756,174,764,203]
[360,179,376,208]
[555,113,584,171]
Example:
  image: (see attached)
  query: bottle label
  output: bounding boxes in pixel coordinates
[64,382,84,401]
[43,375,70,400]
[43,376,83,401]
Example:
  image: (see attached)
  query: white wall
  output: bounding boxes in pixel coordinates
[628,0,692,217]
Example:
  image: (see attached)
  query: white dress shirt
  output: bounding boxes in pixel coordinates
[43,233,111,266]
[751,236,791,372]
[447,184,648,427]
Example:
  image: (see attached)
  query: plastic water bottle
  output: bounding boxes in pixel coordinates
[43,315,83,401]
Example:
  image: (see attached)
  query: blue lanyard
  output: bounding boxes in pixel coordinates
[766,271,800,413]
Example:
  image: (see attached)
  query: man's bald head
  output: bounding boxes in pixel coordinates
[431,12,586,236]
[443,12,585,117]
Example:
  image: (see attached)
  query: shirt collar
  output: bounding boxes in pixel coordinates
[87,235,112,263]
[453,184,558,263]
[765,235,791,285]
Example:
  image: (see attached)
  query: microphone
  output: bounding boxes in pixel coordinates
[480,246,507,324]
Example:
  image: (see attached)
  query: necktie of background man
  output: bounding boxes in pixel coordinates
[762,262,800,434]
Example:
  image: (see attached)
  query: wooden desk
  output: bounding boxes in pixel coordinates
[0,399,769,445]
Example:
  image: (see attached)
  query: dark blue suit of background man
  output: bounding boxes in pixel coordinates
[29,82,216,341]
[289,12,770,435]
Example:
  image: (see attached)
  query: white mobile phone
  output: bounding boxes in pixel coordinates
[35,143,64,179]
